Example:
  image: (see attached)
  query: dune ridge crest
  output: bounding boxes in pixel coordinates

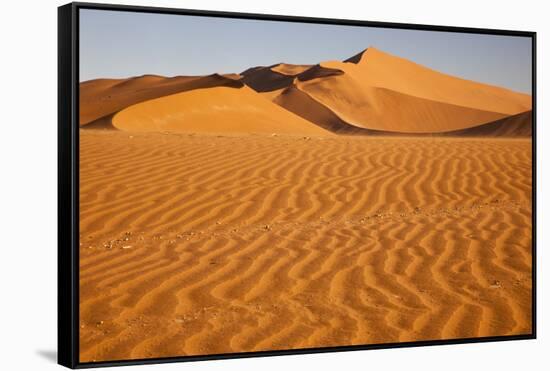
[111,85,331,135]
[80,46,532,136]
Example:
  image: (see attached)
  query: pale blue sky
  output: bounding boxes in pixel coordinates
[79,9,532,93]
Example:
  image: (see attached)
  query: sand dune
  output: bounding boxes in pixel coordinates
[80,46,532,136]
[79,131,532,362]
[111,82,331,135]
[240,63,311,92]
[343,48,531,113]
[271,63,312,76]
[273,83,532,137]
[274,49,531,134]
[441,111,532,137]
[237,48,533,135]
[80,73,242,126]
[273,85,363,134]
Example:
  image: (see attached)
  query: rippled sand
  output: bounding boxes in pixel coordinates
[79,130,532,362]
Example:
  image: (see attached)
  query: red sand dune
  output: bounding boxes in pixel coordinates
[79,47,532,136]
[111,78,330,136]
[440,110,532,137]
[80,73,241,126]
[270,48,531,135]
[240,63,312,92]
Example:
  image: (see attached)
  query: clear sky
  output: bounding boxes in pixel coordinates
[80,9,532,93]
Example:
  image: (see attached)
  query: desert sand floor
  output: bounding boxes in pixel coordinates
[79,130,532,362]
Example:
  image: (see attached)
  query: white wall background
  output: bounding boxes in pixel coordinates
[0,0,546,369]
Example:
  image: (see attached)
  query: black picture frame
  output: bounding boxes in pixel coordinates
[58,2,537,368]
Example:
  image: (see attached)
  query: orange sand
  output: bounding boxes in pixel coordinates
[111,85,330,135]
[272,48,531,134]
[79,131,532,362]
[80,48,531,137]
[79,46,533,362]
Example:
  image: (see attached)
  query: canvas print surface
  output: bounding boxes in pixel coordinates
[78,9,533,363]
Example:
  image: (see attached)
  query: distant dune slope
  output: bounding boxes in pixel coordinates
[274,85,364,134]
[277,49,530,134]
[440,111,532,137]
[240,63,312,92]
[111,82,331,135]
[274,85,532,137]
[342,48,531,114]
[275,83,532,137]
[80,47,532,136]
[80,73,241,126]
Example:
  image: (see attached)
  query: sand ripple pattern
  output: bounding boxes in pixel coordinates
[79,131,532,362]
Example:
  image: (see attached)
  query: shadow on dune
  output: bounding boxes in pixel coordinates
[437,111,532,137]
[81,74,246,130]
[80,74,244,127]
[80,46,532,138]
